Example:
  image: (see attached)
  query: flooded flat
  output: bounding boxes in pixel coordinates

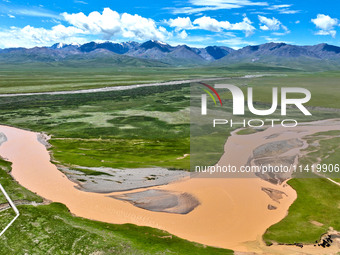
[0,119,339,253]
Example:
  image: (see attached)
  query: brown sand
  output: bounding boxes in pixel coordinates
[111,189,200,214]
[0,120,339,254]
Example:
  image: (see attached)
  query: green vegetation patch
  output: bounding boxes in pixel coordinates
[264,131,340,245]
[236,128,261,135]
[220,73,340,109]
[300,131,340,181]
[0,84,191,170]
[0,64,289,94]
[263,177,340,244]
[51,138,190,169]
[0,203,232,254]
[68,167,113,176]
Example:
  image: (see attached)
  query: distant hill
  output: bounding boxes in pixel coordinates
[216,42,340,71]
[1,40,340,70]
[0,43,168,68]
[0,40,235,66]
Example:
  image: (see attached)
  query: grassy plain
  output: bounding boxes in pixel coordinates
[0,64,296,94]
[0,203,232,254]
[0,84,191,170]
[300,130,340,182]
[264,130,340,244]
[263,177,340,244]
[217,71,340,109]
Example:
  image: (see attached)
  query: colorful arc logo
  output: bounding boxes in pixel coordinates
[200,82,222,115]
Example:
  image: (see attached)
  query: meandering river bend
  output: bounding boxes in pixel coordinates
[0,119,339,253]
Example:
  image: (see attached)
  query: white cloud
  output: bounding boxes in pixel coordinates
[74,0,88,4]
[272,30,290,36]
[315,29,337,38]
[0,5,61,19]
[266,4,299,14]
[8,14,15,18]
[269,4,291,9]
[121,13,169,40]
[258,15,289,35]
[262,35,276,41]
[178,30,188,39]
[193,16,226,32]
[168,0,267,14]
[15,9,60,19]
[311,14,338,31]
[63,8,169,41]
[279,10,299,14]
[168,15,255,36]
[0,25,85,48]
[63,9,121,35]
[311,14,339,38]
[258,15,281,30]
[0,8,171,48]
[167,17,194,31]
[231,16,255,36]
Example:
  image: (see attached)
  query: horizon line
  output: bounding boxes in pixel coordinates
[0,40,338,50]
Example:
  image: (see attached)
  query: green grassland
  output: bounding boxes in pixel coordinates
[216,72,340,109]
[264,131,340,244]
[0,84,191,170]
[0,64,296,94]
[0,203,232,254]
[0,158,232,254]
[50,138,190,169]
[0,67,193,94]
[235,128,260,135]
[263,177,340,244]
[300,130,340,181]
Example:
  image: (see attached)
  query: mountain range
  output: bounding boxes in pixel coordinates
[1,40,340,71]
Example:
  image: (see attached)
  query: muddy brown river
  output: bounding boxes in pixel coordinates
[0,119,339,254]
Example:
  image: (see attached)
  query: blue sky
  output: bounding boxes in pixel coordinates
[0,0,339,48]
